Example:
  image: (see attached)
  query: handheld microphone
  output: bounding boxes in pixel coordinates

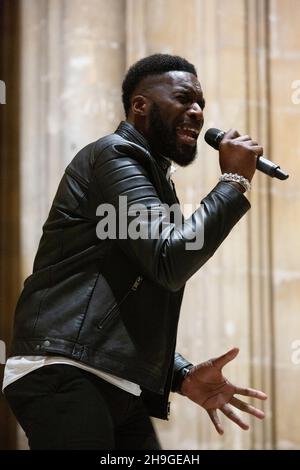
[204,128,289,180]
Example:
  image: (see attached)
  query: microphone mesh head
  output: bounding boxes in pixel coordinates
[204,128,225,150]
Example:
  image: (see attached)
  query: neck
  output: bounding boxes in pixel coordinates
[126,116,148,140]
[125,118,171,172]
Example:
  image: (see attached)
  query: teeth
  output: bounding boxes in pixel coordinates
[181,127,198,137]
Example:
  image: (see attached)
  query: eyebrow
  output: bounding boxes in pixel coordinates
[173,86,203,96]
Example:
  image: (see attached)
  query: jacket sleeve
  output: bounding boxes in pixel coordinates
[91,143,251,292]
[171,352,194,393]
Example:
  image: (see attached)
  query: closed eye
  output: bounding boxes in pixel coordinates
[176,94,205,110]
[176,94,190,104]
[198,99,205,110]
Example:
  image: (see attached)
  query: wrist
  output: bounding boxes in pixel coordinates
[219,173,251,192]
[178,366,193,396]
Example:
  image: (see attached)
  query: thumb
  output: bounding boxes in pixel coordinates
[211,347,239,370]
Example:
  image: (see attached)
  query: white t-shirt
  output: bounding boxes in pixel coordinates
[2,356,141,396]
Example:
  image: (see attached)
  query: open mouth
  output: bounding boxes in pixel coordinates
[176,126,199,145]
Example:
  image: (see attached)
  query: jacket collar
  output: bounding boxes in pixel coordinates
[115,121,150,151]
[115,121,171,175]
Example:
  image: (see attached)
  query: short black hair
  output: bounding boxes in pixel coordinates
[122,53,197,117]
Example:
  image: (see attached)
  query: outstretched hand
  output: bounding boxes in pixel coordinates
[180,348,267,435]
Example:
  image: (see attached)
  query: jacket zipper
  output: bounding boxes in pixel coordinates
[97,275,143,329]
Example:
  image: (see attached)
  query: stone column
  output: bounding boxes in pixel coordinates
[269,0,300,450]
[243,0,275,449]
[17,0,126,449]
[20,0,126,277]
[0,0,20,451]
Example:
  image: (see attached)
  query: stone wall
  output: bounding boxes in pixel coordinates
[1,0,299,450]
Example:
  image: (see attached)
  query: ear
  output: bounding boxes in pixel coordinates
[131,95,150,117]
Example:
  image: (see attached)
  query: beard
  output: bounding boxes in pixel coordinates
[147,103,198,167]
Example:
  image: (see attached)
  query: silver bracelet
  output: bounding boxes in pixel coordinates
[219,173,251,192]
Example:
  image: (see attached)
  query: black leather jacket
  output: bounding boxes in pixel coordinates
[10,121,250,419]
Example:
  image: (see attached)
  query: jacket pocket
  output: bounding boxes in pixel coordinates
[97,275,143,330]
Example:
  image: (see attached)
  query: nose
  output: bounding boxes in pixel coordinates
[187,102,204,121]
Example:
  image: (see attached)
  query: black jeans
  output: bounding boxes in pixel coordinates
[4,364,161,450]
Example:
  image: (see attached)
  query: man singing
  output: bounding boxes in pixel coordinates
[3,54,267,449]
